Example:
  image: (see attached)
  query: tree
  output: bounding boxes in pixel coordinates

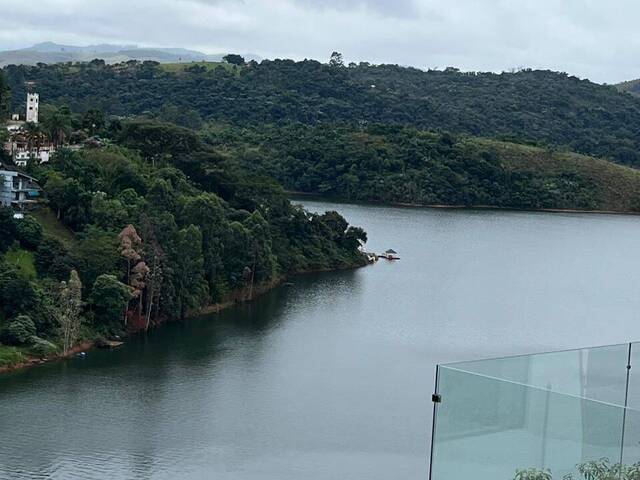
[0,71,10,119]
[41,105,72,147]
[44,172,91,226]
[0,207,17,253]
[82,108,105,135]
[90,274,133,328]
[130,260,150,315]
[118,224,142,285]
[16,215,43,249]
[55,270,83,354]
[75,227,121,290]
[117,121,201,165]
[3,315,36,345]
[0,261,37,319]
[91,194,128,230]
[329,51,344,67]
[23,121,43,160]
[223,54,246,66]
[173,225,208,319]
[141,231,164,330]
[35,236,74,280]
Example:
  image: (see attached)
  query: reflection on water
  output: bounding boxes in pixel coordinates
[3,201,640,479]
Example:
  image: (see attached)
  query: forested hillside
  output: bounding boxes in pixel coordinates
[0,123,366,367]
[199,123,640,212]
[5,59,640,166]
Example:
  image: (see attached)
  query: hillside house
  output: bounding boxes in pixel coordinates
[4,131,55,166]
[0,168,42,210]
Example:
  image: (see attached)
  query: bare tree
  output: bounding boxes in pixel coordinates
[118,225,143,325]
[118,225,142,285]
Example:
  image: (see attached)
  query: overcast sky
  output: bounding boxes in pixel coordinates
[0,0,639,83]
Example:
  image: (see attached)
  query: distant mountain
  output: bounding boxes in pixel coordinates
[0,42,261,67]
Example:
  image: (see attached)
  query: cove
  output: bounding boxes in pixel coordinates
[2,200,640,479]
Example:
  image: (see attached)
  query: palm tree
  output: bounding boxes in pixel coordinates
[43,109,71,148]
[23,121,42,161]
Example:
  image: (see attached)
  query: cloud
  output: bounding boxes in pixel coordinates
[0,0,639,83]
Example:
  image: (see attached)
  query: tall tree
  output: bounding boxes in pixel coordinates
[118,224,144,325]
[82,108,105,135]
[223,54,245,66]
[174,225,208,319]
[90,274,133,328]
[55,270,83,355]
[42,105,72,147]
[23,121,42,160]
[329,51,344,67]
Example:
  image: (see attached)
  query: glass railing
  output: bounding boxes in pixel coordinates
[429,343,640,480]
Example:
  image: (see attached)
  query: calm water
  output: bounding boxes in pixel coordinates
[2,201,640,479]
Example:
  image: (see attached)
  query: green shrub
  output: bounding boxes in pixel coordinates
[28,336,59,357]
[0,345,25,367]
[16,216,43,249]
[515,468,552,480]
[515,459,640,480]
[569,459,640,480]
[3,315,36,345]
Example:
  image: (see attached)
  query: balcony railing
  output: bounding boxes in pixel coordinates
[429,342,640,480]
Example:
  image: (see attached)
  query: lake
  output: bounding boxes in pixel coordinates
[2,200,640,479]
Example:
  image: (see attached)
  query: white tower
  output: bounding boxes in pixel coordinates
[26,93,39,124]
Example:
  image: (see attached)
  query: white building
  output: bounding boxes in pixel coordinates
[3,92,54,165]
[26,93,39,124]
[11,144,54,166]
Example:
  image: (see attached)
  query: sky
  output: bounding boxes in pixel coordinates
[0,0,639,84]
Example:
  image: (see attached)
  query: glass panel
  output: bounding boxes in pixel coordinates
[628,342,640,410]
[624,343,640,466]
[622,407,640,467]
[431,366,625,480]
[446,344,630,405]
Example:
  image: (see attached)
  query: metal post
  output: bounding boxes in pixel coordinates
[428,365,440,480]
[618,343,632,478]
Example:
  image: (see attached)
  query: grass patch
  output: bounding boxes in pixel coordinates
[0,345,26,368]
[31,207,77,246]
[464,138,640,212]
[4,248,36,280]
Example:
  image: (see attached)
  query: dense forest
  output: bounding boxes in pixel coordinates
[200,122,640,211]
[4,59,640,166]
[0,117,367,367]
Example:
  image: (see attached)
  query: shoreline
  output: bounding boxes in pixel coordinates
[0,259,369,375]
[288,192,640,217]
[0,340,94,375]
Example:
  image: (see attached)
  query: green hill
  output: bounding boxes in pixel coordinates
[201,123,640,212]
[5,60,640,166]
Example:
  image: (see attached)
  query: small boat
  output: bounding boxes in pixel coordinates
[380,249,400,260]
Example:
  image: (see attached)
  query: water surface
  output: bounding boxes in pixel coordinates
[2,202,640,479]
